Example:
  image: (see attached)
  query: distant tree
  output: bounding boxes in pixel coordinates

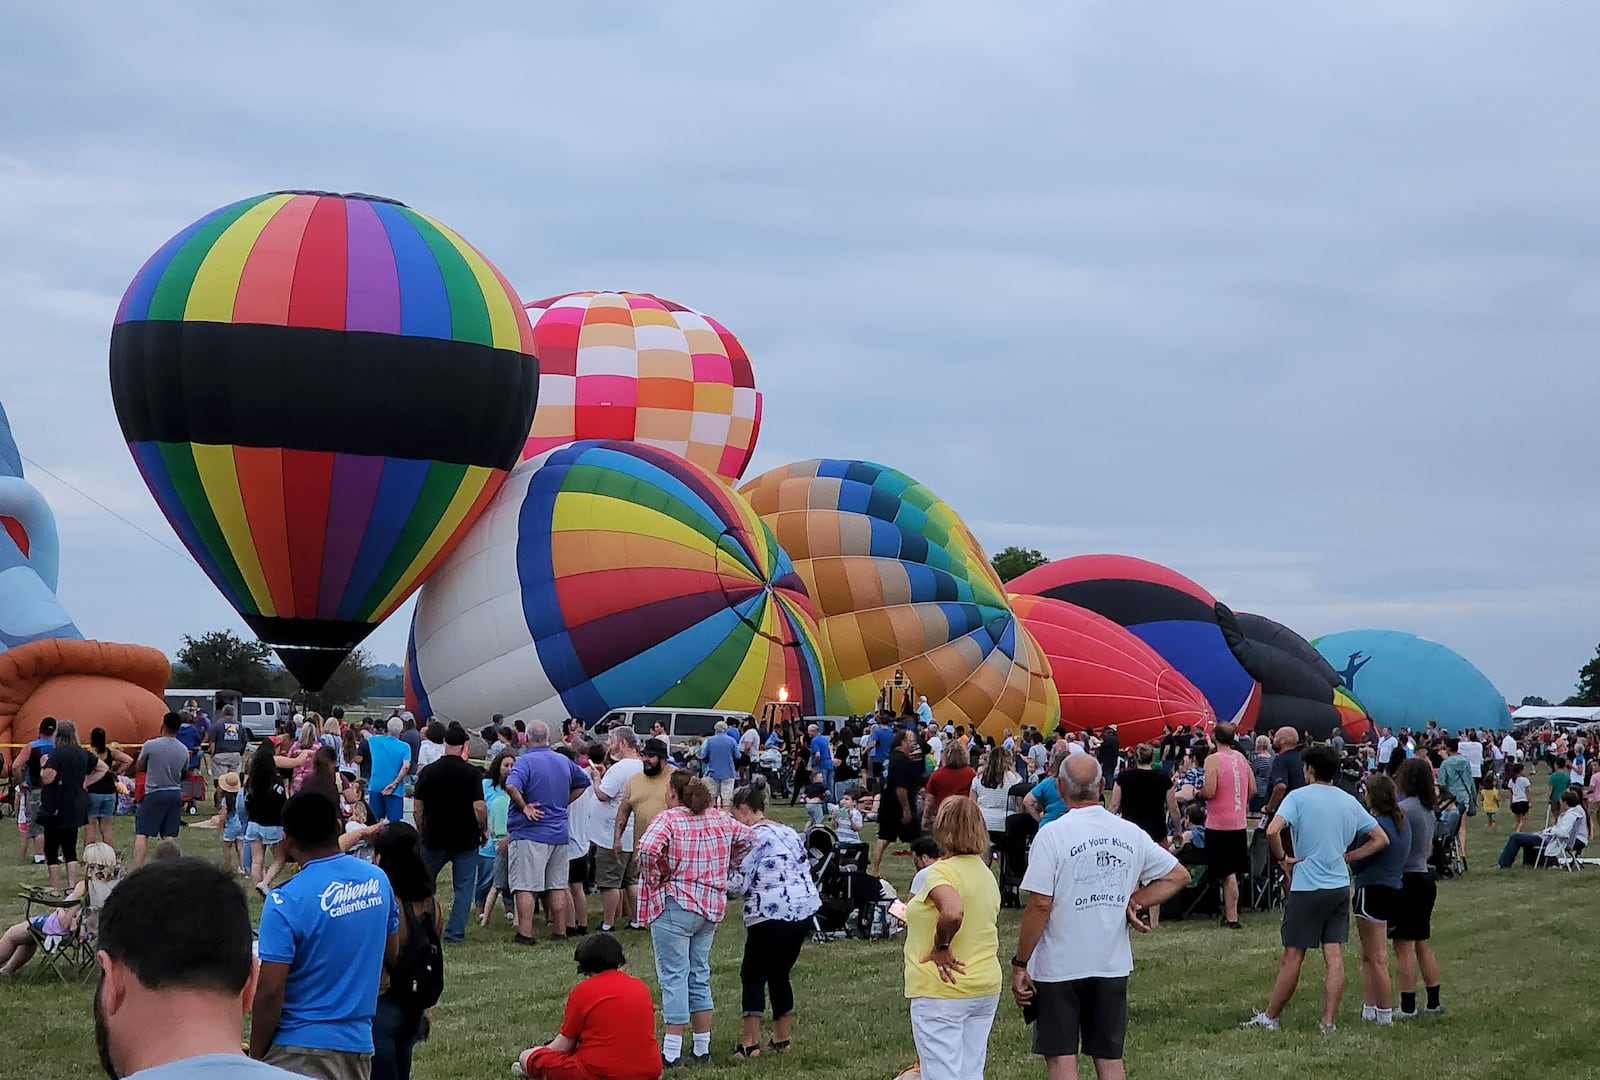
[174,630,276,696]
[991,546,1049,583]
[367,670,405,698]
[1520,695,1551,707]
[1570,644,1600,707]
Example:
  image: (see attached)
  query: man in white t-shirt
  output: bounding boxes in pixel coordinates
[1500,732,1519,763]
[738,720,760,782]
[1012,755,1190,1077]
[927,730,944,765]
[1458,731,1484,780]
[1377,728,1399,771]
[593,728,644,933]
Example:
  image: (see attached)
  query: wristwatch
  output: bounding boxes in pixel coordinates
[1011,955,1029,969]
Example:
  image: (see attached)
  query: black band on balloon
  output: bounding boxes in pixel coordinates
[110,321,537,467]
[1036,579,1216,627]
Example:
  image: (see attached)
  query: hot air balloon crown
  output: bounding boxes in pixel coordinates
[521,290,761,482]
[110,190,539,689]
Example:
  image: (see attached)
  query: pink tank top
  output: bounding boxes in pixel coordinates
[1207,749,1250,830]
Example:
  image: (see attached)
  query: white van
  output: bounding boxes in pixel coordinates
[239,697,296,740]
[594,707,756,753]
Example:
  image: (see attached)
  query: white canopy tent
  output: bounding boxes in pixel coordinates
[1511,705,1600,722]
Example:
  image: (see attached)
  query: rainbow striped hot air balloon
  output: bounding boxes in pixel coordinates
[109,191,538,689]
[406,440,825,724]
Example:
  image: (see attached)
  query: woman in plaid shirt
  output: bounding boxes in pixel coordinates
[638,771,755,1067]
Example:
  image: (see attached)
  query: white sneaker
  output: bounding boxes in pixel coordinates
[1396,1009,1419,1020]
[1361,1005,1376,1022]
[1375,1010,1394,1026]
[1318,1022,1337,1034]
[511,1063,527,1077]
[1241,1012,1280,1031]
[32,854,44,864]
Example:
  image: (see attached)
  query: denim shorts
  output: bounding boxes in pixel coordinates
[87,792,119,820]
[224,815,248,842]
[246,822,284,846]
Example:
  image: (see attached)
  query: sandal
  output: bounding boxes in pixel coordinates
[733,1044,761,1059]
[767,1039,791,1053]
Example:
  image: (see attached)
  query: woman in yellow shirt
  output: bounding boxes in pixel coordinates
[903,796,1001,1080]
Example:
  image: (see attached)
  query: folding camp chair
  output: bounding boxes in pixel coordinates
[1160,845,1218,921]
[1247,827,1284,911]
[1535,833,1586,873]
[17,887,96,982]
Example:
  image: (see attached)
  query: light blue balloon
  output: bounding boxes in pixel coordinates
[1313,629,1511,736]
[0,400,82,653]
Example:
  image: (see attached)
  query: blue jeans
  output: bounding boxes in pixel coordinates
[1498,833,1545,867]
[370,790,405,826]
[424,846,477,942]
[474,853,496,906]
[651,898,716,1024]
[371,995,422,1080]
[805,802,825,827]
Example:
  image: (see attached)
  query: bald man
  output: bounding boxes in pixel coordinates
[1263,727,1304,819]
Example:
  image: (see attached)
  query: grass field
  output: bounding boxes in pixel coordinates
[0,789,1594,1080]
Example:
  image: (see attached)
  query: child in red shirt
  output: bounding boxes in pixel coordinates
[516,934,661,1080]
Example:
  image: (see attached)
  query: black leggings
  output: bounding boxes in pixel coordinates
[740,918,810,1018]
[43,823,79,867]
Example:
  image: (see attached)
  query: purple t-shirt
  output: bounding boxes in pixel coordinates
[506,747,591,845]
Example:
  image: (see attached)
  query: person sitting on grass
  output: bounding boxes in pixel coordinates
[0,841,119,973]
[515,933,661,1080]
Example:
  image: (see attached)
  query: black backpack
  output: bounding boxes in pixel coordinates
[387,902,444,1014]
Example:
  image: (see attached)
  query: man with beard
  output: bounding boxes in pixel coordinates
[614,739,675,874]
[94,857,299,1079]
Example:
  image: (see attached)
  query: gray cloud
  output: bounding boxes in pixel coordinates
[1,2,1594,701]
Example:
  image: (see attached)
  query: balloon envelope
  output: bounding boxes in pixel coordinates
[522,292,761,482]
[110,191,539,689]
[740,459,1057,738]
[1218,606,1371,741]
[1010,594,1212,744]
[408,441,825,724]
[1312,629,1510,736]
[1008,554,1259,730]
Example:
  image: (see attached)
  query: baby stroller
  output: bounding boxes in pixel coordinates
[998,809,1037,909]
[804,826,887,940]
[1431,802,1466,879]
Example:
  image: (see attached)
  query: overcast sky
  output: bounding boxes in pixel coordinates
[2,3,1595,701]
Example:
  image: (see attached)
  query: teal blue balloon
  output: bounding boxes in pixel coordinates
[1312,629,1510,736]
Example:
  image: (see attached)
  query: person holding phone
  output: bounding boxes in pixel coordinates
[1012,754,1189,1079]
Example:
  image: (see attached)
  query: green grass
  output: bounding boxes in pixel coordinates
[0,791,1595,1080]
